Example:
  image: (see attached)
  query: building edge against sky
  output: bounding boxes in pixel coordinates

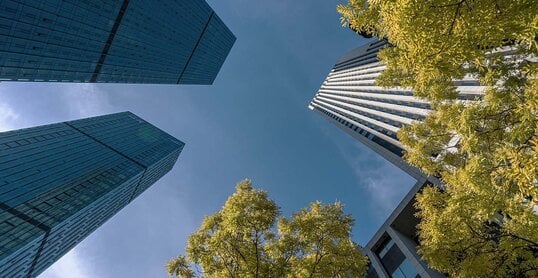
[307,38,492,277]
[0,112,184,277]
[0,0,235,85]
[308,38,488,181]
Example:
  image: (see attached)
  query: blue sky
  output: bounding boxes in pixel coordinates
[0,1,415,277]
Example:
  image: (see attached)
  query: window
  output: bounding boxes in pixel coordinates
[376,236,420,278]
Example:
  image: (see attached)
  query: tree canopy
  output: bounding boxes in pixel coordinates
[339,0,538,276]
[166,180,368,278]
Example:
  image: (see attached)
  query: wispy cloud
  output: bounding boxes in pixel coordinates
[0,101,19,132]
[39,248,96,278]
[355,167,411,216]
[58,83,115,118]
[317,124,413,217]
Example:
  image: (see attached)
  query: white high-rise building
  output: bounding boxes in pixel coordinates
[309,39,493,278]
[309,39,486,180]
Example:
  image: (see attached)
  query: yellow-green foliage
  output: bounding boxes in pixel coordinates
[166,180,368,278]
[339,0,537,276]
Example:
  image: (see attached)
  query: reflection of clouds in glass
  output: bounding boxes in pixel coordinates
[138,126,159,143]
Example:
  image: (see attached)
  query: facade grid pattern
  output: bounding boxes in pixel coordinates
[0,0,235,84]
[0,112,184,277]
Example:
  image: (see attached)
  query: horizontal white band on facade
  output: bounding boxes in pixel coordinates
[321,85,485,100]
[311,102,404,149]
[458,73,480,81]
[325,79,485,97]
[320,85,412,93]
[330,69,383,79]
[313,98,401,134]
[326,77,382,86]
[324,79,377,86]
[325,85,477,97]
[327,67,379,80]
[488,45,517,55]
[328,65,385,79]
[327,62,384,77]
[326,72,382,83]
[327,66,386,81]
[456,85,487,95]
[335,56,378,69]
[317,92,430,116]
[318,90,426,105]
[315,95,414,125]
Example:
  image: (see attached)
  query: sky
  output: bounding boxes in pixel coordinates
[0,1,415,277]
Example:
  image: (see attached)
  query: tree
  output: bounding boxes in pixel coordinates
[166,179,368,278]
[338,0,538,276]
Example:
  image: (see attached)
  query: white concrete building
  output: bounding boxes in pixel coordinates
[308,39,492,278]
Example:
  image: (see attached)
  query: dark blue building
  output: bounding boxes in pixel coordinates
[0,112,184,277]
[0,0,235,84]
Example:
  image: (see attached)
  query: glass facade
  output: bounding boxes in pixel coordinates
[376,237,420,278]
[0,0,235,84]
[0,112,184,277]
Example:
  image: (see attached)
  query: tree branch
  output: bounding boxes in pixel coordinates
[447,0,465,36]
[254,230,260,278]
[308,233,326,278]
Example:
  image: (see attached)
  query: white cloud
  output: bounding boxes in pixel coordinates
[59,83,115,118]
[0,101,20,132]
[38,248,96,278]
[359,171,410,215]
[318,124,412,217]
[344,149,411,216]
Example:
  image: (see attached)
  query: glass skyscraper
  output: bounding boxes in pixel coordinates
[0,112,184,277]
[0,0,235,84]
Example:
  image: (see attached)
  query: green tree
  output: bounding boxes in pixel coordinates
[338,0,538,276]
[166,179,368,278]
